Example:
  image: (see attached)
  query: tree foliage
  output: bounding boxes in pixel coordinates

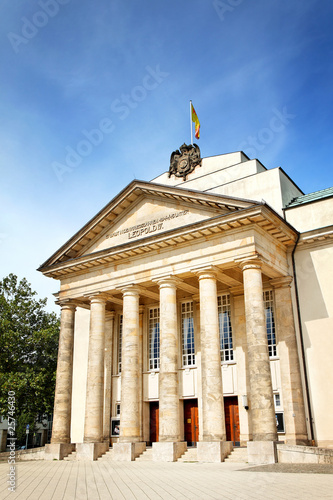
[0,274,60,437]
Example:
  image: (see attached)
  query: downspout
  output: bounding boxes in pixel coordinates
[291,233,315,444]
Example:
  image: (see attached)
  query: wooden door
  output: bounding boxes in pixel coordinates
[224,396,240,445]
[150,402,159,443]
[184,399,199,446]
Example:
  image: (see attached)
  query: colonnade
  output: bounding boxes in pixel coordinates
[47,260,308,461]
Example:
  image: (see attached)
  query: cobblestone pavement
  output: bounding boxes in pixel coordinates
[245,463,333,474]
[1,460,333,500]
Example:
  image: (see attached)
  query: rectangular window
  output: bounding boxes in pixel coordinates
[218,294,233,362]
[118,315,123,373]
[274,393,281,408]
[181,301,195,366]
[111,419,120,437]
[264,290,277,357]
[116,403,121,416]
[276,412,285,433]
[149,307,160,370]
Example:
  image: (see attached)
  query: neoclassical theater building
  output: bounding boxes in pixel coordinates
[39,146,333,462]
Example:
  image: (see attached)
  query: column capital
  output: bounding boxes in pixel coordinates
[118,284,141,297]
[237,257,263,272]
[269,276,293,289]
[84,291,109,304]
[105,310,116,320]
[153,275,181,289]
[55,299,77,311]
[191,265,219,280]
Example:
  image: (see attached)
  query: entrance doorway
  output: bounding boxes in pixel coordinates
[150,402,159,444]
[184,399,199,446]
[224,396,240,446]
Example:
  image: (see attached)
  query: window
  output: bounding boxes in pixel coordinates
[182,301,195,366]
[111,419,120,437]
[218,294,233,362]
[274,393,281,408]
[264,290,277,357]
[116,403,121,416]
[118,315,123,373]
[275,413,285,433]
[149,307,160,370]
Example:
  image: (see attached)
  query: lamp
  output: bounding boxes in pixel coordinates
[242,395,249,410]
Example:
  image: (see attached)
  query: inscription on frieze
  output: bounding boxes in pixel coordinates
[105,210,190,242]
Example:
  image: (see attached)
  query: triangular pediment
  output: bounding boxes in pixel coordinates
[83,196,227,255]
[38,180,260,271]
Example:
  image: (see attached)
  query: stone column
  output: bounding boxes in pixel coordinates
[45,302,76,460]
[152,277,186,462]
[113,286,146,461]
[196,269,232,463]
[198,270,226,440]
[139,306,144,443]
[103,312,115,444]
[271,277,308,445]
[241,259,277,464]
[77,296,109,460]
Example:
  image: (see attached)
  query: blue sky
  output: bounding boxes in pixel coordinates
[1,0,332,312]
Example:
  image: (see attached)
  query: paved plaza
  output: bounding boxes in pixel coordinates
[1,459,333,500]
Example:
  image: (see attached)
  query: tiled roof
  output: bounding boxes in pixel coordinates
[286,186,333,208]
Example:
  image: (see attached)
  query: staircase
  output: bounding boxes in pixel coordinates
[178,447,198,462]
[98,448,114,461]
[135,447,153,461]
[63,451,77,461]
[224,447,248,463]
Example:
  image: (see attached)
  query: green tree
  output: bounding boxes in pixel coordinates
[0,274,60,442]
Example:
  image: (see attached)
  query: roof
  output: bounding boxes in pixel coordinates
[286,186,333,208]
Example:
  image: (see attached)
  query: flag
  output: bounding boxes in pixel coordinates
[191,103,200,139]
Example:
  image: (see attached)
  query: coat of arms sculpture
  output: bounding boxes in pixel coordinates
[169,143,202,181]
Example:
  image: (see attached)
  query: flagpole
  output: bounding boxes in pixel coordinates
[190,100,193,145]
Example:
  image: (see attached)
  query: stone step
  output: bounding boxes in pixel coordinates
[98,448,114,461]
[135,447,153,461]
[178,447,198,462]
[63,451,77,461]
[224,447,248,463]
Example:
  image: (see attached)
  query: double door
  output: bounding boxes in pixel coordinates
[150,398,239,446]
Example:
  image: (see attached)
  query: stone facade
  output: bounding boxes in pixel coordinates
[39,151,333,460]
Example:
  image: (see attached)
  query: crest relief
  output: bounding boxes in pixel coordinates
[169,143,202,181]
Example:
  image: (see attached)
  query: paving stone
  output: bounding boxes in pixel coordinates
[1,460,333,499]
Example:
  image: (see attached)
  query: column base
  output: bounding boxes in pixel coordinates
[197,441,233,463]
[113,442,146,461]
[247,441,277,464]
[44,443,75,461]
[152,442,187,462]
[76,442,109,461]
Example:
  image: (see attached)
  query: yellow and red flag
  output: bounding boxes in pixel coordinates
[191,103,200,139]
